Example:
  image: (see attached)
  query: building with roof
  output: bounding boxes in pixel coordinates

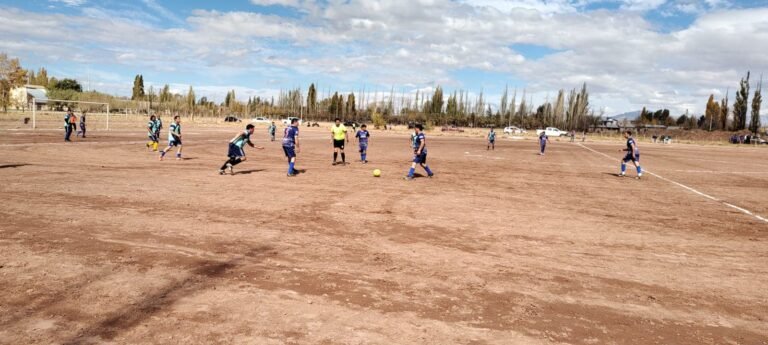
[10,85,48,110]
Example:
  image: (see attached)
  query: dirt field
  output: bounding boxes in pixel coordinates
[1,122,767,345]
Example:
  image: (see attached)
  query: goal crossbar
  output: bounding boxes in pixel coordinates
[31,98,111,130]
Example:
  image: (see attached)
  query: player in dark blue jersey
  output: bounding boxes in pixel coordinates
[219,124,264,175]
[619,130,643,178]
[355,124,371,163]
[282,118,301,177]
[405,124,434,180]
[538,131,549,155]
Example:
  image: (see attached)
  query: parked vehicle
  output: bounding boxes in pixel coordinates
[224,116,241,123]
[503,126,526,134]
[251,117,270,123]
[281,117,302,126]
[535,127,568,137]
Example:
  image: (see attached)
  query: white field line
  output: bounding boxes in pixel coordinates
[578,143,768,224]
[669,170,768,174]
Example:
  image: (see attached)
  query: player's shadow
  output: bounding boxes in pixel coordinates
[0,164,28,169]
[180,157,197,161]
[412,173,426,178]
[236,169,266,175]
[602,172,623,177]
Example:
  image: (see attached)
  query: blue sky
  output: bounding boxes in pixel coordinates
[1,0,767,116]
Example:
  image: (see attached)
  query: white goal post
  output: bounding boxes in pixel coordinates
[30,97,111,130]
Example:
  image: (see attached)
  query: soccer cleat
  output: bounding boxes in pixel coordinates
[332,161,337,166]
[287,173,297,177]
[226,163,234,175]
[428,174,434,178]
[218,169,226,175]
[404,176,414,180]
[636,173,643,179]
[619,172,626,177]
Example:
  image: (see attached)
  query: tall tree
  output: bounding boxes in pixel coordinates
[732,71,750,130]
[35,67,49,87]
[187,86,196,114]
[720,90,729,130]
[431,86,444,114]
[346,92,356,118]
[131,74,145,100]
[499,85,508,119]
[750,76,762,134]
[307,83,317,116]
[704,94,720,131]
[160,84,172,102]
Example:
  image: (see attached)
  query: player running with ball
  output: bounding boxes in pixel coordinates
[219,124,264,175]
[405,124,434,180]
[619,130,643,179]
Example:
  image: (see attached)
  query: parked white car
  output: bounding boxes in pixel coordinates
[281,117,302,126]
[535,127,568,137]
[251,117,271,124]
[504,126,526,134]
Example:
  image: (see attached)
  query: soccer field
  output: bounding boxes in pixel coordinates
[1,126,767,344]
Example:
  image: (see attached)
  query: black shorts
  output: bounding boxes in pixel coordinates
[333,139,345,149]
[228,143,245,158]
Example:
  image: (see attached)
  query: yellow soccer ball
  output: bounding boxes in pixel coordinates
[373,169,381,177]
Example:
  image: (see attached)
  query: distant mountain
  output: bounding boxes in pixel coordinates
[607,110,641,121]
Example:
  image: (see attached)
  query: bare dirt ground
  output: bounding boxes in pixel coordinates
[1,121,767,345]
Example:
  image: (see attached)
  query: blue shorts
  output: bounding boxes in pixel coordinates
[228,143,245,158]
[283,146,296,158]
[623,153,640,162]
[359,143,368,152]
[169,138,182,146]
[413,152,427,164]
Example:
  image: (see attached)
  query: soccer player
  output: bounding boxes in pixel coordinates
[219,124,264,175]
[282,118,301,177]
[331,118,348,165]
[268,121,276,141]
[69,112,78,140]
[619,130,643,178]
[405,124,434,180]
[160,116,182,160]
[146,115,159,151]
[487,128,496,150]
[63,110,73,142]
[154,115,163,143]
[355,124,370,163]
[538,131,549,155]
[76,111,87,138]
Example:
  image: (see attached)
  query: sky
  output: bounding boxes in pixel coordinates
[1,0,767,117]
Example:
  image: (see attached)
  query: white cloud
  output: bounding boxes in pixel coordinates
[2,1,768,115]
[50,0,87,6]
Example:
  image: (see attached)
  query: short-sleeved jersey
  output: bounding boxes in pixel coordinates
[268,124,276,134]
[154,118,163,132]
[413,132,427,153]
[331,124,347,140]
[626,137,639,154]
[488,131,496,140]
[283,126,299,147]
[80,114,86,124]
[539,133,548,143]
[230,130,252,149]
[148,120,157,133]
[356,130,370,144]
[64,113,71,125]
[169,123,181,139]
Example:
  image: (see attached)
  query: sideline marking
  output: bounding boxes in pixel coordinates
[578,143,768,224]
